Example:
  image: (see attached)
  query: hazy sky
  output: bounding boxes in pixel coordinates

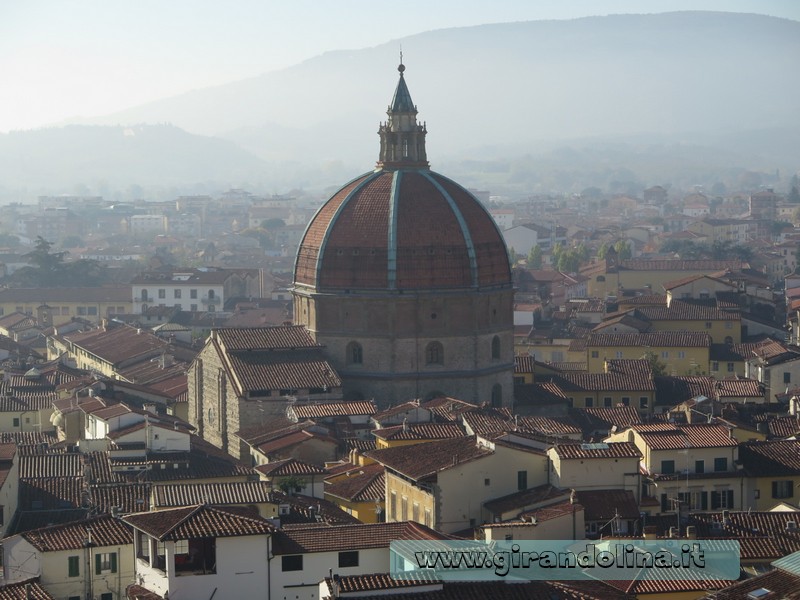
[1,0,798,133]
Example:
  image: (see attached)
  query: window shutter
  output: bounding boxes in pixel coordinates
[772,481,779,498]
[68,556,79,577]
[111,552,117,573]
[701,492,708,510]
[660,494,668,512]
[95,553,101,575]
[726,490,734,508]
[711,491,719,509]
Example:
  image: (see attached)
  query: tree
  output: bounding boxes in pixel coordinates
[614,240,632,260]
[25,237,66,273]
[7,236,106,287]
[527,245,543,269]
[597,242,609,260]
[643,351,668,377]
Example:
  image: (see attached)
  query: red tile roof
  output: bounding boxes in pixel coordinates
[21,514,132,551]
[0,580,55,600]
[552,442,641,460]
[65,324,170,366]
[372,422,465,441]
[418,396,476,421]
[618,259,743,271]
[124,504,275,540]
[768,415,800,439]
[739,440,800,475]
[574,489,640,521]
[125,585,164,600]
[296,170,511,291]
[324,463,386,503]
[588,331,712,348]
[153,481,276,508]
[706,565,800,599]
[632,423,738,450]
[483,483,569,515]
[256,428,338,456]
[272,520,446,554]
[223,348,341,395]
[255,457,327,476]
[365,436,492,481]
[291,400,376,419]
[213,325,320,351]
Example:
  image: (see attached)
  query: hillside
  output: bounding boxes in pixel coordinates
[3,11,799,196]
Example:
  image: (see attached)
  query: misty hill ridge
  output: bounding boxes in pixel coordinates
[76,10,800,164]
[3,11,799,194]
[0,124,268,190]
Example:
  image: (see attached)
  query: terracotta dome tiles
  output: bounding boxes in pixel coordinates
[294,169,512,292]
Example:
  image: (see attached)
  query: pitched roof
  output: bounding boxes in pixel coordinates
[574,489,640,521]
[632,423,738,450]
[365,436,492,481]
[324,463,386,503]
[123,504,275,540]
[212,325,319,351]
[21,514,132,551]
[0,580,55,600]
[372,422,465,441]
[483,483,569,515]
[271,520,446,555]
[705,567,800,600]
[291,400,376,419]
[587,331,711,348]
[223,348,341,394]
[152,481,277,508]
[569,406,642,434]
[739,440,800,476]
[64,324,170,366]
[552,442,641,460]
[255,457,327,476]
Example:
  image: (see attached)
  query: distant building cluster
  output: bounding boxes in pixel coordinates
[0,64,799,600]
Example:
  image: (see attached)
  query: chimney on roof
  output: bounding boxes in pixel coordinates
[570,489,576,504]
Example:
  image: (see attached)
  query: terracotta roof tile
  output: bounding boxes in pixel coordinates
[272,520,446,554]
[153,481,276,508]
[768,416,800,439]
[255,457,327,476]
[125,584,165,600]
[574,489,640,521]
[483,484,570,515]
[124,504,275,540]
[366,436,492,481]
[707,567,800,600]
[588,331,711,348]
[224,348,341,395]
[0,580,55,600]
[739,440,800,475]
[553,442,641,460]
[21,514,132,551]
[372,422,465,441]
[213,325,319,351]
[632,423,738,450]
[324,463,385,503]
[19,478,84,510]
[291,400,376,419]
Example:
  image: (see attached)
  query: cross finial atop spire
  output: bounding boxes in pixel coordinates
[399,46,405,74]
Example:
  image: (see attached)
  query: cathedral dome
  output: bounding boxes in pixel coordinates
[294,65,511,292]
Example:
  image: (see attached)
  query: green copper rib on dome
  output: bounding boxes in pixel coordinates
[390,70,415,113]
